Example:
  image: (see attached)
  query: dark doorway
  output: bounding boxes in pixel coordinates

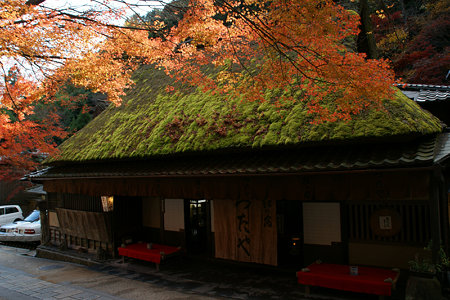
[277,200,303,268]
[113,196,143,246]
[184,199,211,254]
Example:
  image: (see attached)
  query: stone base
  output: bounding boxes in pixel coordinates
[405,275,446,300]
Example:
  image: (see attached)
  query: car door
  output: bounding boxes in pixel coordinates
[5,207,17,224]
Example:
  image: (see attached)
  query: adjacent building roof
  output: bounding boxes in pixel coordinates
[47,66,442,164]
[396,84,450,102]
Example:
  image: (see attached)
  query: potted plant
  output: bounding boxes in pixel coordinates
[408,253,436,278]
[436,245,450,286]
[409,241,450,281]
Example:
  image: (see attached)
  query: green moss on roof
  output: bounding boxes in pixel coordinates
[49,65,442,163]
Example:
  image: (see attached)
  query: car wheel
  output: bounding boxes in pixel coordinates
[14,218,22,222]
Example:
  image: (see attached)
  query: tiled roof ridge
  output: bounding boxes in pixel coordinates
[395,83,450,91]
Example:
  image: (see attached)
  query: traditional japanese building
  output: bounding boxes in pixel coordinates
[397,83,450,126]
[31,66,450,270]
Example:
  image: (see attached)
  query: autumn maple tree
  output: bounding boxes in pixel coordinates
[0,0,398,178]
[371,0,449,84]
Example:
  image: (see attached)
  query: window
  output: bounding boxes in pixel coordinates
[24,211,40,222]
[6,207,18,214]
[0,208,4,215]
[101,196,114,212]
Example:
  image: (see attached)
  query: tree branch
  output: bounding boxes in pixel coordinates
[25,0,46,6]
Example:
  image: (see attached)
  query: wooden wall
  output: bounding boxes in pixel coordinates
[214,198,277,266]
[43,169,436,268]
[56,208,112,243]
[142,197,160,228]
[349,242,429,269]
[42,170,430,202]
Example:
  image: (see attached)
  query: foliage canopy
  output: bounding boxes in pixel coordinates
[0,0,440,177]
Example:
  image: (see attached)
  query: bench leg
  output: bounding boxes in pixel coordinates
[304,285,310,296]
[379,296,385,300]
[156,263,160,271]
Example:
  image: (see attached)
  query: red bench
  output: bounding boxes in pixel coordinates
[297,262,399,299]
[118,242,181,270]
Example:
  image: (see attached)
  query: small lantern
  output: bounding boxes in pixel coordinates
[289,236,301,256]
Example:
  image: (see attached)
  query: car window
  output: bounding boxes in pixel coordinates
[5,207,18,214]
[24,211,40,222]
[0,208,4,215]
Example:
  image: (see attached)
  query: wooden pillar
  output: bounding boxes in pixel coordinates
[206,200,213,257]
[160,198,165,244]
[38,196,50,246]
[442,171,450,252]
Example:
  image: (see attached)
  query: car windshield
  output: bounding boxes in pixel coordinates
[24,211,40,222]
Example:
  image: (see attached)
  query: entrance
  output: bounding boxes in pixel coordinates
[277,200,303,268]
[184,199,210,254]
[113,196,143,247]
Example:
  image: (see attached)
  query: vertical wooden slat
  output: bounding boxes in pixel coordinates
[393,205,399,242]
[412,205,417,243]
[418,204,424,243]
[399,205,405,242]
[359,205,364,240]
[368,204,373,241]
[406,205,411,243]
[425,205,431,243]
[349,205,354,240]
[364,204,369,241]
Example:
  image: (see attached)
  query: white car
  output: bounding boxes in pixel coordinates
[0,205,23,226]
[0,210,41,242]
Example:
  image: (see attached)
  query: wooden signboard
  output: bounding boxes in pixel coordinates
[214,198,277,266]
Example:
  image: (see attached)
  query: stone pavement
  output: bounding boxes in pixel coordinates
[0,264,123,300]
[0,243,409,300]
[0,244,217,300]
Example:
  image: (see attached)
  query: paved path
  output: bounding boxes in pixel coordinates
[0,244,396,300]
[0,263,124,300]
[0,245,218,300]
[0,266,119,299]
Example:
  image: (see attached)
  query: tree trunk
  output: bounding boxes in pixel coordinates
[357,0,379,59]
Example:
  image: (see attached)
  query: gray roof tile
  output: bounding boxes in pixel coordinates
[396,83,450,102]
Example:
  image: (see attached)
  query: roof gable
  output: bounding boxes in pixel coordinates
[49,66,443,163]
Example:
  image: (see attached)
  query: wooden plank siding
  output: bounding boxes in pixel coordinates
[56,208,112,243]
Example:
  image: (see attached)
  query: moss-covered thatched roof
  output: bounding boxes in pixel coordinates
[49,65,442,163]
